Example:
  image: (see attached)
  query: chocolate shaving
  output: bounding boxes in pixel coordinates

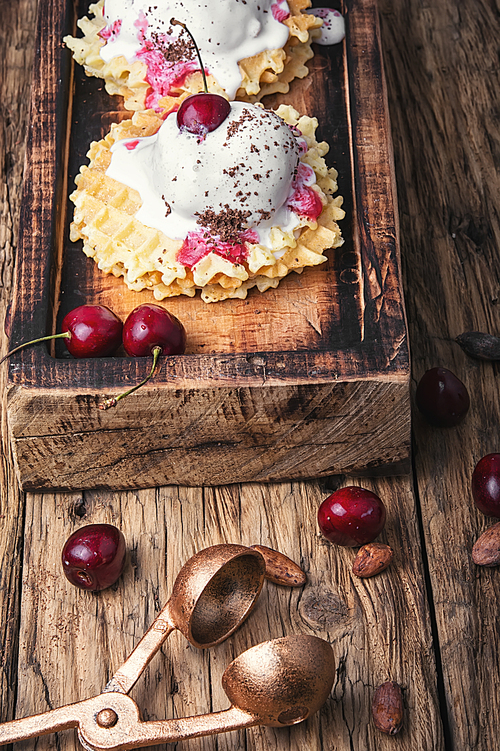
[195,206,251,244]
[161,194,171,217]
[149,28,195,63]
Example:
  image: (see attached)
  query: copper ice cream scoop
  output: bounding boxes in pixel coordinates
[105,542,305,694]
[0,635,334,750]
[0,544,333,751]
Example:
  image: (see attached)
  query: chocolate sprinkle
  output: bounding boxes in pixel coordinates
[195,206,252,244]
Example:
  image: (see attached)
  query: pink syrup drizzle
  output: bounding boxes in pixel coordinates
[99,19,122,42]
[124,139,140,150]
[271,0,290,23]
[100,10,200,112]
[135,11,202,111]
[177,229,258,269]
[139,56,200,111]
[287,162,324,221]
[287,185,324,221]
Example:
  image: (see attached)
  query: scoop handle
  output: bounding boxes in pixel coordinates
[111,706,259,749]
[250,545,306,587]
[0,700,87,746]
[104,602,175,695]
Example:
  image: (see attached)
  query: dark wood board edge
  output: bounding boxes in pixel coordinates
[344,0,408,350]
[6,0,409,392]
[7,376,411,490]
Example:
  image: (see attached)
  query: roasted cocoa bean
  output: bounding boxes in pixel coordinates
[352,543,393,578]
[372,681,404,735]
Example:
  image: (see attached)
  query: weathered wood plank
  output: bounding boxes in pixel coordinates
[0,0,37,729]
[15,479,442,750]
[379,0,500,748]
[7,378,410,490]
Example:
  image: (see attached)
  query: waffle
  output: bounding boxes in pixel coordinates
[64,0,323,112]
[69,106,344,304]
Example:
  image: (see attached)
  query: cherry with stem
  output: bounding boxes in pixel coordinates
[99,303,186,410]
[0,304,123,364]
[172,18,231,136]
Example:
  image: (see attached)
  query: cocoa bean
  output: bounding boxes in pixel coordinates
[352,543,393,578]
[455,331,500,361]
[472,522,500,566]
[250,544,306,586]
[372,681,404,735]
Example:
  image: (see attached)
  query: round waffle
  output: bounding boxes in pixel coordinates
[69,106,344,303]
[64,0,323,111]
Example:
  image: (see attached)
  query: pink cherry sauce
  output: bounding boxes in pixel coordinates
[271,0,290,23]
[99,19,122,42]
[287,162,324,221]
[177,229,258,269]
[99,11,200,112]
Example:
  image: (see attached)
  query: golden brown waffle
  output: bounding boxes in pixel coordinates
[64,0,322,111]
[69,106,344,303]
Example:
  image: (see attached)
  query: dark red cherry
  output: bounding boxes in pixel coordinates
[472,453,500,517]
[61,304,123,358]
[61,524,126,591]
[176,93,231,136]
[318,487,387,547]
[415,367,470,427]
[0,303,123,365]
[99,304,186,409]
[123,303,186,357]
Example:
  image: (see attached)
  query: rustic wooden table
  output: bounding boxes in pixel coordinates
[1,1,499,749]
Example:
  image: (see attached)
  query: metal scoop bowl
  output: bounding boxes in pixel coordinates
[76,635,335,750]
[106,543,305,694]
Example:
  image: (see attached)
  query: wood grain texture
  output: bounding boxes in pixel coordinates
[2,0,500,750]
[7,378,410,490]
[379,0,500,747]
[5,0,410,490]
[15,479,442,750]
[0,0,37,728]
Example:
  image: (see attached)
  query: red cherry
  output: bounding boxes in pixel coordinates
[176,93,231,136]
[61,304,123,358]
[318,487,387,547]
[99,304,186,409]
[123,303,186,357]
[0,304,123,365]
[472,453,500,517]
[415,367,470,427]
[61,524,126,591]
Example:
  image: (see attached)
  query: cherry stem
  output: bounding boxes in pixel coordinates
[0,332,70,366]
[99,346,163,410]
[171,18,209,93]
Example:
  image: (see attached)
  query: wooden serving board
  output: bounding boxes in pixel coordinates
[6,0,409,491]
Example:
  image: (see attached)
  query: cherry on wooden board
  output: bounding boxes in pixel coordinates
[415,367,470,428]
[62,524,126,591]
[0,304,123,364]
[472,453,500,518]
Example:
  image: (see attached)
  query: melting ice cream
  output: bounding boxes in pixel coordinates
[106,101,321,251]
[100,0,291,99]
